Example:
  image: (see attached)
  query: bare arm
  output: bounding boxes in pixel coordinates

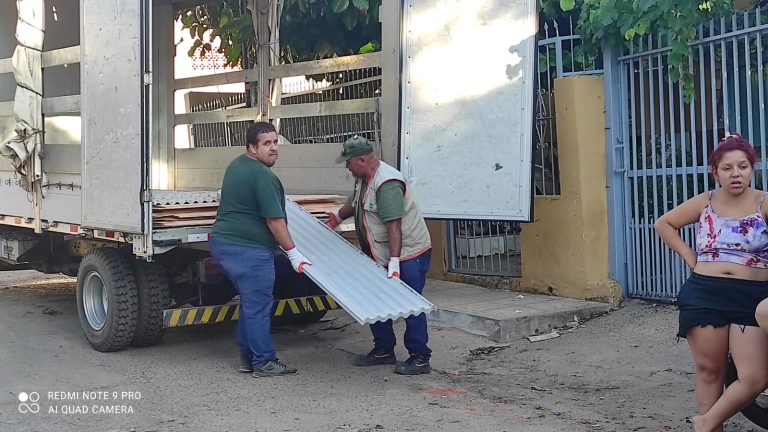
[385,219,402,258]
[654,193,708,269]
[337,198,355,220]
[265,217,295,251]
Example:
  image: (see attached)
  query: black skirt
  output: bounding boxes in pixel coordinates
[677,272,768,339]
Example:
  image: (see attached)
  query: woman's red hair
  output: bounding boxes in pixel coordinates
[708,133,756,172]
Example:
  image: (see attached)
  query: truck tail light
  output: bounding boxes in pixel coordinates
[198,257,225,284]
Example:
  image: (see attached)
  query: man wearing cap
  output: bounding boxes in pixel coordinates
[210,121,311,377]
[326,136,433,375]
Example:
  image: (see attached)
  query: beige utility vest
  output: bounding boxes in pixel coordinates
[352,161,432,265]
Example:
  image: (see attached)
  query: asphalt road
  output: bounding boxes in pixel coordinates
[0,271,761,432]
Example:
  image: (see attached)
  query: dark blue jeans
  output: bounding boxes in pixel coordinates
[370,249,432,360]
[209,237,276,369]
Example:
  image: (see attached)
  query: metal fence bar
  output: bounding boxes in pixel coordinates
[628,55,640,296]
[759,11,768,191]
[733,13,742,135]
[677,47,690,300]
[657,45,672,297]
[647,36,663,297]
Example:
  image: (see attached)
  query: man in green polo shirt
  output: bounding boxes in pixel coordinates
[326,136,433,375]
[210,122,311,378]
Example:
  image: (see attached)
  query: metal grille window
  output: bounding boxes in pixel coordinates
[279,67,382,144]
[190,94,251,148]
[448,220,521,277]
[616,8,768,300]
[187,67,382,148]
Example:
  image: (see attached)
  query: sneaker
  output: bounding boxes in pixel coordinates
[394,356,431,375]
[252,359,298,377]
[238,354,253,373]
[353,349,397,366]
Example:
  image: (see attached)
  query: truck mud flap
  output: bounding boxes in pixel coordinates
[163,295,339,328]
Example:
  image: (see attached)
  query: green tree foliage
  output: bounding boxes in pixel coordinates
[544,0,739,101]
[281,0,381,62]
[175,0,381,67]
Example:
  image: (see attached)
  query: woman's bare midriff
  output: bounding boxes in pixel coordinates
[695,261,768,281]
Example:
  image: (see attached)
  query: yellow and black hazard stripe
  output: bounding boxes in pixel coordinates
[163,295,339,328]
[273,295,338,317]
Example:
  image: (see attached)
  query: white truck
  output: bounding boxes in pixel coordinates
[0,0,536,352]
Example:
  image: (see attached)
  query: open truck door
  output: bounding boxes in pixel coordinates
[399,0,536,221]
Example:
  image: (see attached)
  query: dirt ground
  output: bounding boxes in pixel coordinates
[0,271,762,432]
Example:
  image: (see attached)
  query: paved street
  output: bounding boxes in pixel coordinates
[0,271,760,432]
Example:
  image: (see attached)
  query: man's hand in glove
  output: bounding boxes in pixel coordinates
[387,257,400,279]
[285,247,311,273]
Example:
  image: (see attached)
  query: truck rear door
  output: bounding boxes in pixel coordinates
[400,0,536,221]
[80,0,146,233]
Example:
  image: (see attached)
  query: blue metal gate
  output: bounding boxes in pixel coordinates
[612,8,768,300]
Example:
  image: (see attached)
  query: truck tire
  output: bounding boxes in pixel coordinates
[130,261,170,347]
[726,356,768,428]
[76,248,138,352]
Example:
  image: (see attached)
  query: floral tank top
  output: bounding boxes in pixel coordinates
[696,191,768,268]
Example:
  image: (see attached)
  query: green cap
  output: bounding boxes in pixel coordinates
[335,136,374,164]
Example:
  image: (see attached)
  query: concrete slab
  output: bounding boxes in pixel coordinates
[425,279,612,343]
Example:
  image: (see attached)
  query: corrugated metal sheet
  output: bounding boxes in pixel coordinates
[285,198,435,324]
[151,190,219,206]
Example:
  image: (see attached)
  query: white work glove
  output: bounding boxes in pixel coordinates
[285,247,311,273]
[387,257,400,279]
[325,210,341,229]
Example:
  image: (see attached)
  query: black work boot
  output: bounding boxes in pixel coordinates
[394,355,431,375]
[252,359,298,377]
[238,354,253,373]
[353,349,397,366]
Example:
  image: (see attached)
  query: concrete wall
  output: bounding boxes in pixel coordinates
[519,76,620,302]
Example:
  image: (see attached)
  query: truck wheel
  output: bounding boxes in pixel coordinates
[130,261,170,347]
[726,356,768,428]
[76,249,138,352]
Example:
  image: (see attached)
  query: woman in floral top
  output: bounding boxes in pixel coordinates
[655,133,768,432]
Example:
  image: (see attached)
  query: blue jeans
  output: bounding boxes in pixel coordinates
[370,250,432,360]
[209,237,276,369]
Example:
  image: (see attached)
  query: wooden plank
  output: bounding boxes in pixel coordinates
[43,95,80,114]
[287,194,346,204]
[174,69,258,90]
[42,46,80,68]
[153,203,219,210]
[267,53,381,79]
[154,211,218,220]
[271,98,378,119]
[153,219,216,228]
[0,57,12,75]
[174,107,260,126]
